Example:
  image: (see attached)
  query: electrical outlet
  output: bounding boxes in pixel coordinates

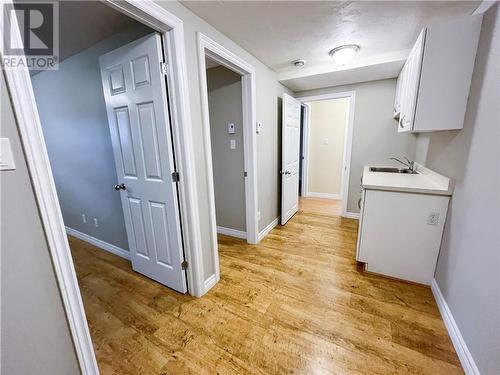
[427,213,440,226]
[93,218,99,228]
[81,214,87,223]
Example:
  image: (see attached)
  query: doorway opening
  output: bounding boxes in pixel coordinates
[197,32,259,270]
[30,4,188,292]
[299,92,355,217]
[205,57,247,240]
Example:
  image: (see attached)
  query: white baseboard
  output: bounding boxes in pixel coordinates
[204,273,219,293]
[307,192,341,200]
[65,227,130,260]
[344,212,360,220]
[431,279,479,375]
[258,217,279,242]
[217,226,246,239]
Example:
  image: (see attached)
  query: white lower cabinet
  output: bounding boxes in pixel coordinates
[356,189,449,285]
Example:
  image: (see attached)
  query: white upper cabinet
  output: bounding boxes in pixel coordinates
[396,15,482,133]
[398,29,425,133]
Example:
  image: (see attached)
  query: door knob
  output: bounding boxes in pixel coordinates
[114,183,126,191]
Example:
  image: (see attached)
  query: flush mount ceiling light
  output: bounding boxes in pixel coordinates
[292,59,306,67]
[329,44,360,65]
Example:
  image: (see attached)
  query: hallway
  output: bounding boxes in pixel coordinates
[70,198,462,374]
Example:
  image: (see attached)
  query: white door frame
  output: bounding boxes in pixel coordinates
[197,32,259,249]
[300,103,311,197]
[1,1,206,373]
[296,91,356,217]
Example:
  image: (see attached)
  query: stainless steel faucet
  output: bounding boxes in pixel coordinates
[390,156,415,172]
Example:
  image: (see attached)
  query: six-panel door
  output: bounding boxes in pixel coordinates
[99,33,187,293]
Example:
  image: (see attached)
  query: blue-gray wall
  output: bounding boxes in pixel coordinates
[31,24,152,251]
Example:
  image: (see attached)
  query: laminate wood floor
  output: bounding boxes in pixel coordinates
[70,198,462,374]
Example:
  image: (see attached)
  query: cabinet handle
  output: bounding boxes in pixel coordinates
[399,115,405,128]
[358,197,362,209]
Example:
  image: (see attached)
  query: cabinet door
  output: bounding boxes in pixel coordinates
[398,29,426,133]
[358,190,449,285]
[393,65,405,119]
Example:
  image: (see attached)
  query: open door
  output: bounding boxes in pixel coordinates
[99,33,187,293]
[281,93,302,225]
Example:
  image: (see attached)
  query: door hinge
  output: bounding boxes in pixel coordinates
[172,171,180,182]
[244,171,248,177]
[160,62,168,75]
[181,260,188,270]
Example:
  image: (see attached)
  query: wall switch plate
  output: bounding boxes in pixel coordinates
[323,138,329,145]
[0,138,16,171]
[427,213,440,225]
[93,218,99,227]
[81,214,87,223]
[228,122,235,134]
[257,211,261,221]
[256,121,262,134]
[230,139,236,149]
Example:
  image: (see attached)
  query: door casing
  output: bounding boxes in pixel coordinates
[296,91,356,218]
[196,33,259,255]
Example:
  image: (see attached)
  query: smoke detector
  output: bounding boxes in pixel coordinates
[292,59,306,67]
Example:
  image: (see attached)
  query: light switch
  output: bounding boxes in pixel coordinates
[228,122,235,134]
[0,138,16,171]
[323,138,329,145]
[230,139,236,149]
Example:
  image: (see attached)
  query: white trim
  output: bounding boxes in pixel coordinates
[258,217,279,242]
[2,1,208,373]
[472,1,495,15]
[196,33,259,291]
[204,273,219,291]
[297,91,356,218]
[431,279,480,375]
[300,103,311,197]
[307,192,341,200]
[65,227,130,260]
[344,212,360,220]
[217,226,247,240]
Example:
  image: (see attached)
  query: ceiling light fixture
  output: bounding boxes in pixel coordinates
[292,59,306,67]
[329,45,360,65]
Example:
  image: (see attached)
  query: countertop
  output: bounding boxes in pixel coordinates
[362,164,453,196]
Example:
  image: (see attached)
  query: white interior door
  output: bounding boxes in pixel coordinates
[281,93,301,225]
[99,33,187,293]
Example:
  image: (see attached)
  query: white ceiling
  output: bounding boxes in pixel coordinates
[182,1,480,91]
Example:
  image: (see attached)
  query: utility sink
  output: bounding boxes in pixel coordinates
[369,167,418,174]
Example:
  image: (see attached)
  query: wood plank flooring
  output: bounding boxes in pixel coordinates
[69,198,462,374]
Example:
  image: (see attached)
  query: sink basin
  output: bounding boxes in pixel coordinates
[369,167,418,174]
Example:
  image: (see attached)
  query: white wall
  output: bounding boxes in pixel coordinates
[297,79,416,213]
[31,24,153,252]
[207,66,246,232]
[307,98,349,197]
[154,1,293,283]
[1,74,81,374]
[418,5,500,373]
